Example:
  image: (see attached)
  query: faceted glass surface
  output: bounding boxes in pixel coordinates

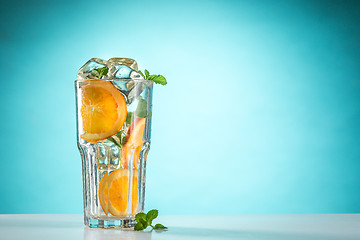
[75,79,153,228]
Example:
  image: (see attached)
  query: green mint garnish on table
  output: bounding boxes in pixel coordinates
[92,67,108,79]
[138,69,167,85]
[134,209,167,231]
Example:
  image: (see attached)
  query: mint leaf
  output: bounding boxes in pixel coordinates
[126,111,134,125]
[134,222,145,231]
[107,136,120,148]
[145,69,150,79]
[135,209,167,231]
[146,209,158,223]
[153,224,167,230]
[135,212,148,229]
[94,67,108,79]
[149,75,167,85]
[139,218,148,228]
[135,98,148,118]
[115,130,124,140]
[138,69,167,85]
[138,70,145,78]
[115,130,125,145]
[147,75,156,80]
[135,212,146,223]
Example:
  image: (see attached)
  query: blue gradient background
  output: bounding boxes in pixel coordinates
[1,0,359,214]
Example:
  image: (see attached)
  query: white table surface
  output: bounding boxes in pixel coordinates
[0,214,359,240]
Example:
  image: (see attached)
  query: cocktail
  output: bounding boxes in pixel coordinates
[75,58,166,228]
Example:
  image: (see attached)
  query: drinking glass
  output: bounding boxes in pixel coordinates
[75,79,153,228]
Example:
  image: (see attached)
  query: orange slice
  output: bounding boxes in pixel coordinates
[107,169,129,216]
[98,169,139,217]
[98,172,109,215]
[122,117,146,169]
[79,80,127,143]
[132,170,139,216]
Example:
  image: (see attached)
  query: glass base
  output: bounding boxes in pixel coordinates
[85,216,136,228]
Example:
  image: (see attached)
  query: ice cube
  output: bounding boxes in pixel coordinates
[108,57,144,80]
[112,78,145,104]
[124,72,148,90]
[108,58,138,71]
[130,71,143,79]
[79,57,146,104]
[114,65,133,79]
[107,58,145,103]
[111,67,144,92]
[77,58,115,80]
[125,80,135,90]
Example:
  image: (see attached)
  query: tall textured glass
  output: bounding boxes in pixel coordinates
[75,79,153,228]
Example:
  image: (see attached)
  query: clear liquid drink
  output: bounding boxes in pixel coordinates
[75,78,153,228]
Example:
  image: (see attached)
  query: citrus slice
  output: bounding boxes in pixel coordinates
[98,172,109,215]
[132,170,139,216]
[79,80,127,143]
[107,169,129,216]
[99,169,138,217]
[122,117,146,169]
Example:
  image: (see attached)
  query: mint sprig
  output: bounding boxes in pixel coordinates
[134,209,167,231]
[138,69,167,85]
[145,69,150,79]
[107,136,121,148]
[138,70,145,78]
[135,98,148,118]
[154,224,167,230]
[107,130,126,147]
[148,74,167,85]
[92,67,108,79]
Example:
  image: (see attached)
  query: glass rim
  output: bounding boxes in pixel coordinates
[75,78,153,83]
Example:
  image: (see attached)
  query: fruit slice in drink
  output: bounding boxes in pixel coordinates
[99,169,139,217]
[98,172,109,215]
[79,80,127,143]
[132,170,139,216]
[122,117,146,169]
